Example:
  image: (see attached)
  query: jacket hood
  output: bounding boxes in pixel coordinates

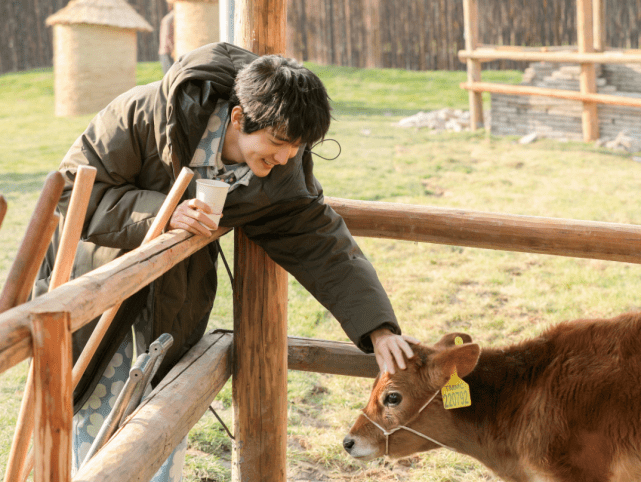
[154,42,258,179]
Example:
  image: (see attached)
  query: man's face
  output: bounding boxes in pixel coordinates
[237,127,301,177]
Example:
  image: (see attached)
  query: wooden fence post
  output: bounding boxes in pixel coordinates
[232,228,288,482]
[232,1,288,479]
[577,0,599,142]
[235,0,287,56]
[463,0,483,130]
[592,0,605,52]
[32,311,72,482]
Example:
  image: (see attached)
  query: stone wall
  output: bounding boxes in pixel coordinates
[490,62,641,144]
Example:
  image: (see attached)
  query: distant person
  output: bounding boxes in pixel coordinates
[158,5,174,74]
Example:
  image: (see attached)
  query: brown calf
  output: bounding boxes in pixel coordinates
[344,312,641,482]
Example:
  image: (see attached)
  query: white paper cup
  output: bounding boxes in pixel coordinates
[196,179,230,228]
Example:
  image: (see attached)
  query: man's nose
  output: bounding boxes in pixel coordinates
[274,145,296,164]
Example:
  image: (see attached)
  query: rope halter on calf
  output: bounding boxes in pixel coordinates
[361,390,455,456]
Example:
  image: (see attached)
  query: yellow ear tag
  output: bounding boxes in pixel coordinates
[441,336,471,410]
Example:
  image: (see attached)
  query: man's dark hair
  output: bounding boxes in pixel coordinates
[229,55,332,147]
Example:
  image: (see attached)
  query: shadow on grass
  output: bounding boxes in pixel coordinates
[0,171,54,195]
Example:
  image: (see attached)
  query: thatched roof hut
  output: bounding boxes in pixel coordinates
[169,0,220,59]
[46,0,153,117]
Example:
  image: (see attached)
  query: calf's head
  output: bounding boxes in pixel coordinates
[344,333,480,460]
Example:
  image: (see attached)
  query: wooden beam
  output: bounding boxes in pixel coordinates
[458,48,641,64]
[460,81,641,108]
[287,337,378,378]
[0,227,231,377]
[232,229,288,482]
[326,197,641,264]
[462,0,483,130]
[32,311,72,482]
[72,332,233,482]
[577,0,599,142]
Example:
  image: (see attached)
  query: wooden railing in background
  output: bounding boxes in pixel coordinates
[459,0,641,140]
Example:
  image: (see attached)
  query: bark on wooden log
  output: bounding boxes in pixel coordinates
[32,311,72,482]
[235,0,287,55]
[72,331,233,482]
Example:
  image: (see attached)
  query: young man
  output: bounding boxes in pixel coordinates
[38,42,415,478]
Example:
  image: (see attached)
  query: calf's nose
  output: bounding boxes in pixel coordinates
[343,435,355,453]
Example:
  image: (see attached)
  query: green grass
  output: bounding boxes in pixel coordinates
[2,61,641,481]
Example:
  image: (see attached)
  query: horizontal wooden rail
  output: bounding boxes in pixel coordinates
[326,197,641,263]
[459,81,641,108]
[0,227,231,377]
[458,47,641,64]
[287,336,378,378]
[72,333,376,482]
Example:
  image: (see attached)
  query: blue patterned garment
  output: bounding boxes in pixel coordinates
[72,336,188,481]
[189,100,253,191]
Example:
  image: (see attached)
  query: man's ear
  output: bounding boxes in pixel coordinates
[433,343,480,385]
[230,105,244,130]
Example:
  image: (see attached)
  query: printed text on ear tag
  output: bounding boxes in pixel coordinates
[442,370,471,409]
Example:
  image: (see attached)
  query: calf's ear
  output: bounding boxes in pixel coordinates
[433,343,480,384]
[435,333,473,348]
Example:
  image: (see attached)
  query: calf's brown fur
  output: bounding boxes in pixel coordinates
[344,312,641,482]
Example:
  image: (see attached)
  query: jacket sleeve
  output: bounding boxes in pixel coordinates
[240,196,401,353]
[58,85,169,251]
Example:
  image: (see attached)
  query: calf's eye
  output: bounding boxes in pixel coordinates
[383,392,402,407]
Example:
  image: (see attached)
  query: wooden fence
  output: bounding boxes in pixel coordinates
[4,185,641,480]
[3,0,641,75]
[459,0,641,141]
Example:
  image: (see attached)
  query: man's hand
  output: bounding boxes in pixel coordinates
[370,327,419,374]
[168,198,219,236]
